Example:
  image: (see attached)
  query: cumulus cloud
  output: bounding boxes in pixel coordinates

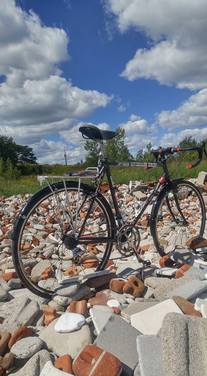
[0,0,111,162]
[120,114,155,155]
[105,0,207,89]
[158,89,207,128]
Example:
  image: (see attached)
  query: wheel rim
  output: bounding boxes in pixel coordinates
[16,186,113,295]
[154,182,205,256]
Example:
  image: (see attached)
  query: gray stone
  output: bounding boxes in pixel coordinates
[39,319,92,358]
[95,314,141,374]
[10,349,52,376]
[52,295,71,306]
[160,313,189,376]
[123,301,158,316]
[55,284,91,300]
[31,260,52,283]
[8,279,22,289]
[90,305,113,334]
[0,297,40,331]
[0,286,11,302]
[11,337,45,359]
[54,281,80,296]
[136,335,164,376]
[167,280,207,301]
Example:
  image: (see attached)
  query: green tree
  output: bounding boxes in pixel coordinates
[84,127,131,165]
[178,136,198,162]
[0,135,36,165]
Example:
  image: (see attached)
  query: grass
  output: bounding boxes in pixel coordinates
[0,160,206,197]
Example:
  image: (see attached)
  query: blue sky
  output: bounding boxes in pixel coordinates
[1,0,207,163]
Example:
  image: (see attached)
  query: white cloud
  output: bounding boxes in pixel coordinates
[120,114,155,155]
[0,0,111,162]
[158,89,207,128]
[105,0,207,89]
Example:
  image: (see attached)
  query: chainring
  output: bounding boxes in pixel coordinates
[117,224,141,257]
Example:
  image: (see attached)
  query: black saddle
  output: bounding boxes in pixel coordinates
[79,125,116,140]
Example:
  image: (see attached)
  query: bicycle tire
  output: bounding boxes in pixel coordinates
[12,181,115,298]
[151,179,206,257]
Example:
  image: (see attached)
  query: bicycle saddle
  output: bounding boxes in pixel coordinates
[79,125,116,140]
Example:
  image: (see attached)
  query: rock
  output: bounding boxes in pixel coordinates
[40,360,73,375]
[53,295,71,307]
[107,299,120,309]
[54,354,73,373]
[73,344,123,376]
[95,314,140,374]
[173,296,202,317]
[0,287,10,302]
[167,280,207,301]
[10,337,45,359]
[0,352,15,371]
[131,299,183,335]
[31,260,52,283]
[39,319,92,358]
[90,305,113,335]
[123,300,159,316]
[9,349,52,376]
[197,171,207,186]
[54,282,80,297]
[0,297,40,332]
[7,279,22,290]
[2,271,17,282]
[54,312,85,333]
[67,300,88,316]
[0,331,11,356]
[136,335,164,376]
[8,326,33,349]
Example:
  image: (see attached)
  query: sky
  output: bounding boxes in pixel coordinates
[0,0,207,164]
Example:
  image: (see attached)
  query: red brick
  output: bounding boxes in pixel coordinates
[67,300,88,316]
[123,276,145,298]
[55,354,73,373]
[43,306,59,326]
[73,344,122,376]
[109,278,126,294]
[0,332,11,356]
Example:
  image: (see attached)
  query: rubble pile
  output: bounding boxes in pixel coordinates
[0,175,207,375]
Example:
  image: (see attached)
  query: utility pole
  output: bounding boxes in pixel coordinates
[64,147,68,166]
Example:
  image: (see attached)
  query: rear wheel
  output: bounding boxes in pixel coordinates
[151,179,206,257]
[12,181,115,298]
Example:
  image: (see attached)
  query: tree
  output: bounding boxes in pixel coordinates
[178,136,198,162]
[84,127,131,165]
[0,135,36,165]
[16,144,37,164]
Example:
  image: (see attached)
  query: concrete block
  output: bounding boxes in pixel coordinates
[123,301,158,316]
[167,280,207,301]
[95,314,140,374]
[160,313,189,376]
[131,299,183,335]
[188,316,207,376]
[136,335,164,376]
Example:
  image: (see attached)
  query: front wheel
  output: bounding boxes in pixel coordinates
[12,181,115,298]
[151,179,206,257]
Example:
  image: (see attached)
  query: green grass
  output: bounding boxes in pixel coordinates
[0,160,206,197]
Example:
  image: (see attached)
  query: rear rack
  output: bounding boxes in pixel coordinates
[37,167,99,186]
